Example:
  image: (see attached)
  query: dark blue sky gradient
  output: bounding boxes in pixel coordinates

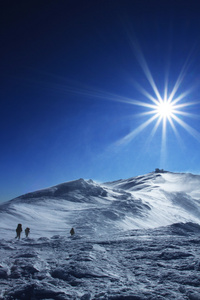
[1,1,200,202]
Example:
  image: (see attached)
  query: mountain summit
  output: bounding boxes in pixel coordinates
[1,171,200,239]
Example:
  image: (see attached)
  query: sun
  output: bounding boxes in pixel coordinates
[65,41,200,149]
[111,50,200,147]
[155,100,174,119]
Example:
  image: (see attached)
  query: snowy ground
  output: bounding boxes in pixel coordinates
[1,223,200,299]
[1,171,200,299]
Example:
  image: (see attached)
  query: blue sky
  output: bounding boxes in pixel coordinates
[1,0,200,202]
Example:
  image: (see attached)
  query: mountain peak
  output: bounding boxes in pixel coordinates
[1,171,200,239]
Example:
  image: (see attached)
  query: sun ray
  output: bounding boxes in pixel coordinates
[172,110,198,118]
[172,114,200,142]
[129,39,163,102]
[145,116,162,145]
[117,114,158,145]
[173,101,199,109]
[164,79,168,102]
[138,110,159,117]
[168,52,193,103]
[168,116,184,148]
[160,116,167,168]
[132,80,160,105]
[171,87,194,105]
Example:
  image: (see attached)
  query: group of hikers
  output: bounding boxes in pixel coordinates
[15,224,75,239]
[15,224,30,239]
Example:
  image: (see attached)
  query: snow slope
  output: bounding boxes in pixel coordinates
[1,171,200,299]
[1,171,200,239]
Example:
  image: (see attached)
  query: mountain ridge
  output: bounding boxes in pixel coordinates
[1,171,200,239]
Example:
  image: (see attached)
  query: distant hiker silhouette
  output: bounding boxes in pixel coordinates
[70,227,75,236]
[25,227,30,238]
[16,224,22,239]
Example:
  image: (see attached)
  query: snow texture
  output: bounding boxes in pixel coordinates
[1,171,200,299]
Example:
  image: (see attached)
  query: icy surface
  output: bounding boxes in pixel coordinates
[1,224,200,299]
[1,172,200,299]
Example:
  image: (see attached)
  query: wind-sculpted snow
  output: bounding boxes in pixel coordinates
[1,172,200,298]
[18,178,107,203]
[104,173,160,191]
[1,172,200,238]
[1,224,200,299]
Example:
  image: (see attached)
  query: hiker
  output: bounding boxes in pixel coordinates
[25,227,30,238]
[70,227,75,236]
[16,224,22,239]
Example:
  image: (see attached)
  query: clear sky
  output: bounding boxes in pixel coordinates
[1,0,200,202]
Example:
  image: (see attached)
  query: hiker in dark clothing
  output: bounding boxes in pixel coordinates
[25,227,30,238]
[16,224,22,239]
[70,227,75,236]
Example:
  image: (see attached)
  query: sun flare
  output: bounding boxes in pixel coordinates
[116,81,200,148]
[66,42,200,151]
[112,51,200,149]
[156,100,174,119]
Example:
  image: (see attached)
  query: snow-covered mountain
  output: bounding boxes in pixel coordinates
[1,171,200,239]
[1,171,200,300]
